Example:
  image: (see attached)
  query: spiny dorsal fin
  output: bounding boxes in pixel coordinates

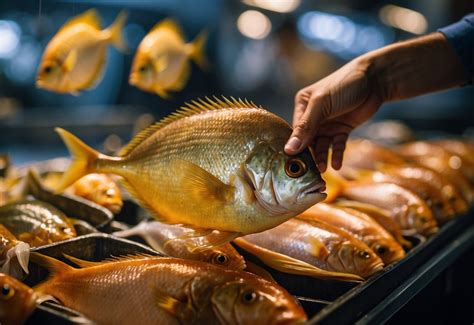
[64,253,157,268]
[151,18,185,39]
[118,96,262,157]
[59,9,102,32]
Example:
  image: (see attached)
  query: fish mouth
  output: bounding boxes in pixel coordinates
[303,183,326,195]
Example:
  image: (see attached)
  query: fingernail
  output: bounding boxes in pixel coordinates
[285,137,302,152]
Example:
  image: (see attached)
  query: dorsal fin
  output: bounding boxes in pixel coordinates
[59,9,102,32]
[63,253,157,268]
[150,18,185,39]
[118,96,261,157]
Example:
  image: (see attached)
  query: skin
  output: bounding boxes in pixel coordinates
[33,255,307,325]
[0,274,38,325]
[284,33,469,170]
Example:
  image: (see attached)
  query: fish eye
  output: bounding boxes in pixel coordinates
[285,158,307,178]
[374,244,387,255]
[43,66,53,74]
[139,65,148,73]
[105,189,115,198]
[357,250,371,259]
[241,290,257,304]
[0,284,14,300]
[213,253,229,265]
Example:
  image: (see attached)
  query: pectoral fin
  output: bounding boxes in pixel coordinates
[154,288,194,320]
[173,160,235,204]
[169,62,190,92]
[63,50,77,73]
[233,238,363,282]
[154,86,171,99]
[307,237,330,260]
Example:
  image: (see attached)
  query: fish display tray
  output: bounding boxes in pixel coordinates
[22,204,474,324]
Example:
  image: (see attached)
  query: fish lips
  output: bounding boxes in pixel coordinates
[298,182,327,202]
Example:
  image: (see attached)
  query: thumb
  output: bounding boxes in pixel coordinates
[284,95,324,155]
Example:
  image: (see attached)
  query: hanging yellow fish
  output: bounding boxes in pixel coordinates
[54,97,326,247]
[129,18,208,98]
[36,9,128,95]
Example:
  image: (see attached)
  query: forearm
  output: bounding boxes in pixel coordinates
[362,32,469,102]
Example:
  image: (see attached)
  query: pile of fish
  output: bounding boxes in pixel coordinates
[0,98,473,323]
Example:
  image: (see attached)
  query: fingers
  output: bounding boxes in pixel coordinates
[292,90,310,128]
[312,137,331,172]
[285,94,325,155]
[330,134,348,170]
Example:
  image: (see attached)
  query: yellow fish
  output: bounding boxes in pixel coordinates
[55,97,326,247]
[129,18,208,98]
[32,253,307,324]
[36,9,128,95]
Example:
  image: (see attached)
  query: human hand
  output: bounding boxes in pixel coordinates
[284,57,383,172]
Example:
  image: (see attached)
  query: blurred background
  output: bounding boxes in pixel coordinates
[0,0,472,165]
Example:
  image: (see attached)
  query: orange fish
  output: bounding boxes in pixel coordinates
[32,253,307,324]
[299,203,405,264]
[235,218,384,280]
[0,273,38,325]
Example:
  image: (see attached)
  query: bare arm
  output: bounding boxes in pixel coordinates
[284,32,469,172]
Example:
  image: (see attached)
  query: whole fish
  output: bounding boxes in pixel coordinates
[323,171,438,237]
[36,9,128,94]
[334,200,412,249]
[343,168,455,224]
[129,18,208,98]
[67,174,123,213]
[0,225,29,278]
[32,253,307,324]
[55,97,326,247]
[395,142,473,202]
[299,204,405,264]
[0,200,76,247]
[113,221,246,270]
[0,273,38,325]
[235,218,384,280]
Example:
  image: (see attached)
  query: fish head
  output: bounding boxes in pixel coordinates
[327,241,383,279]
[397,204,439,237]
[202,245,247,271]
[0,273,37,325]
[129,55,155,91]
[36,59,63,91]
[245,142,326,217]
[74,175,123,214]
[368,238,405,265]
[211,278,307,324]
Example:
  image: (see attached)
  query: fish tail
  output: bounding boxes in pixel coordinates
[105,10,128,52]
[55,128,102,193]
[189,29,209,70]
[30,252,74,278]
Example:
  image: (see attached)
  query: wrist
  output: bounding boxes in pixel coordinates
[356,50,392,102]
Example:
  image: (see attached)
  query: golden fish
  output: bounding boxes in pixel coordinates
[113,221,246,270]
[395,142,473,202]
[344,168,456,224]
[32,253,307,324]
[0,200,76,247]
[323,171,438,237]
[333,200,413,249]
[129,18,208,98]
[0,225,29,278]
[67,173,123,213]
[299,203,405,264]
[36,9,128,94]
[431,139,474,167]
[235,218,383,281]
[0,273,38,325]
[55,97,326,247]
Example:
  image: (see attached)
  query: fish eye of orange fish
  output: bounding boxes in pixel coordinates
[211,252,229,265]
[0,284,15,300]
[240,290,258,304]
[285,158,307,178]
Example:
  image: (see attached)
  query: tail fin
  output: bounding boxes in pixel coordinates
[105,10,128,52]
[189,29,209,70]
[30,252,74,277]
[55,127,99,193]
[322,169,348,203]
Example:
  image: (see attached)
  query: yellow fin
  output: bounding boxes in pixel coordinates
[188,231,241,252]
[154,86,171,99]
[80,47,107,90]
[168,62,190,92]
[154,288,192,318]
[233,238,363,282]
[118,96,261,157]
[54,128,101,193]
[244,260,277,284]
[63,253,155,267]
[104,10,128,52]
[151,18,185,39]
[60,9,101,32]
[321,169,348,203]
[307,237,330,259]
[152,56,168,74]
[63,50,77,73]
[188,29,209,70]
[30,252,74,277]
[174,160,235,203]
